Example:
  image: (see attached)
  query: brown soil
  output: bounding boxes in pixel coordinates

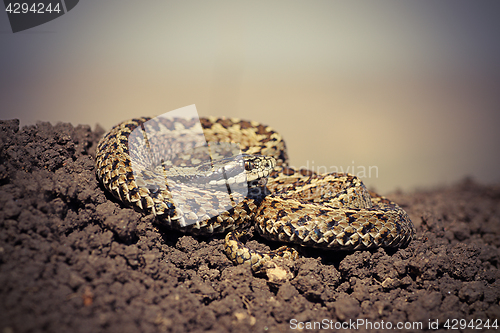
[0,119,499,333]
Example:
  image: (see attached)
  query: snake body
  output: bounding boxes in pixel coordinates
[96,116,414,272]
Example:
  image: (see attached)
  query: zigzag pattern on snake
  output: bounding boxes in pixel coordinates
[95,116,414,272]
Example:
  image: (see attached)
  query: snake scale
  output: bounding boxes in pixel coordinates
[95,116,414,272]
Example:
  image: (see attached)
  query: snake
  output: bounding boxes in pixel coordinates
[95,116,415,272]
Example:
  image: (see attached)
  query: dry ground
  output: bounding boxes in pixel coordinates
[0,119,499,332]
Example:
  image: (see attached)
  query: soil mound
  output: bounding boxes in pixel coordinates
[1,119,499,332]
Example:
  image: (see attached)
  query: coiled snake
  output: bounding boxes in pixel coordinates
[95,116,414,272]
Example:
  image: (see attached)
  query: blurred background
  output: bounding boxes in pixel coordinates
[1,0,499,193]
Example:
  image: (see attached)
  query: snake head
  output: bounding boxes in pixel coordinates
[165,154,275,190]
[242,155,276,182]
